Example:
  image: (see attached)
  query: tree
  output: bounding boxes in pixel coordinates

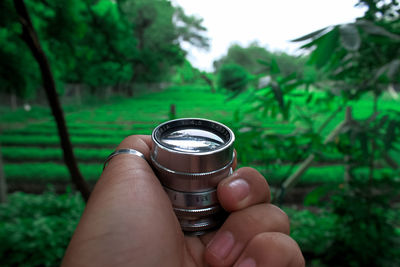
[0,145,7,203]
[214,42,308,77]
[117,0,209,86]
[174,6,210,50]
[0,0,41,103]
[13,0,91,201]
[1,0,210,100]
[217,63,250,93]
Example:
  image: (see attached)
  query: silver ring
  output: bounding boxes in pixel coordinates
[103,148,146,170]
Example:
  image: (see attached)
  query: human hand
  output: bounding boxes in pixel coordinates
[61,135,304,267]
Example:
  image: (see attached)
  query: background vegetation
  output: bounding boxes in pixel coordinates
[1,0,399,266]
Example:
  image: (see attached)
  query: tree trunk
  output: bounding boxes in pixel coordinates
[344,107,353,183]
[200,73,215,93]
[0,145,7,203]
[10,93,17,111]
[13,0,91,202]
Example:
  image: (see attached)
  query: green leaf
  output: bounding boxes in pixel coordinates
[271,82,284,111]
[387,59,400,79]
[375,60,400,81]
[359,132,369,156]
[306,93,313,103]
[339,24,361,51]
[270,58,281,75]
[304,185,334,206]
[356,20,400,41]
[309,27,340,69]
[384,120,397,150]
[291,26,330,42]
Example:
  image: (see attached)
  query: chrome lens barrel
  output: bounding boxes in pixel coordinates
[151,118,235,234]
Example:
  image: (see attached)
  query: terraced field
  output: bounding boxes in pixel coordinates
[1,86,246,191]
[1,85,399,194]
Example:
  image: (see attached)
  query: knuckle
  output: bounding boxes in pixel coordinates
[251,232,291,250]
[238,167,261,178]
[122,135,140,144]
[269,205,290,234]
[248,233,304,266]
[227,204,290,235]
[294,253,306,267]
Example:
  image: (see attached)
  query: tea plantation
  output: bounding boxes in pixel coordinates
[1,85,399,189]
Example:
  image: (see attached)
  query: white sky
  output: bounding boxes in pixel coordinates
[172,0,366,71]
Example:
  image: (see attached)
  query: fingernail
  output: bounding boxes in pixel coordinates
[228,179,250,202]
[237,258,256,267]
[207,231,235,260]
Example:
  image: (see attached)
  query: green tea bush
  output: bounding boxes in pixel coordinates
[4,163,101,181]
[2,147,63,161]
[4,161,347,184]
[0,134,124,147]
[0,106,52,124]
[0,190,84,267]
[2,127,145,138]
[40,122,152,130]
[259,165,345,185]
[2,147,111,162]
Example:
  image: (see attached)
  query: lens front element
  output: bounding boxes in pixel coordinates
[160,128,225,153]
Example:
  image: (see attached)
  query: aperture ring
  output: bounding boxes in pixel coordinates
[164,186,218,208]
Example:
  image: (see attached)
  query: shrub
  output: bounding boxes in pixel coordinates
[217,63,249,92]
[284,208,336,259]
[0,190,84,267]
[4,163,101,181]
[322,177,400,267]
[2,146,111,162]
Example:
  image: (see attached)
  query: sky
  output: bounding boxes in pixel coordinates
[172,0,366,71]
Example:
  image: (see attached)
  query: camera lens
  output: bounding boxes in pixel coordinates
[151,118,235,234]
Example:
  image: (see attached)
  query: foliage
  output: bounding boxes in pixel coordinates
[1,146,111,162]
[322,177,400,267]
[228,3,400,265]
[0,0,209,99]
[171,60,204,85]
[0,134,125,147]
[213,42,308,77]
[0,190,84,267]
[2,127,137,137]
[233,0,400,184]
[4,162,101,181]
[284,208,336,259]
[217,63,250,94]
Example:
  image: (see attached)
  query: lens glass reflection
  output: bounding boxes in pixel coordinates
[160,128,224,152]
